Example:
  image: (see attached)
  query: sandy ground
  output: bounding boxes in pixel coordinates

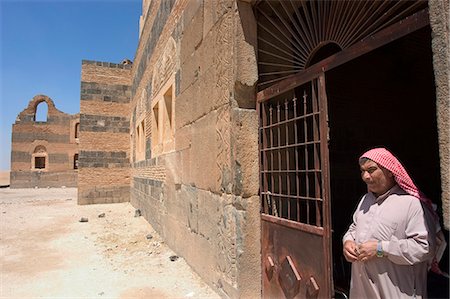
[0,188,219,299]
[0,171,9,187]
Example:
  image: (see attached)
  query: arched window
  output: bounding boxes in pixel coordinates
[74,154,79,169]
[32,145,48,170]
[35,102,48,122]
[75,123,80,139]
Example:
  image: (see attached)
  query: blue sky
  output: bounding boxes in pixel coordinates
[0,0,141,170]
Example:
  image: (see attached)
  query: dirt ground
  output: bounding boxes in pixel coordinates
[0,171,9,186]
[0,187,220,299]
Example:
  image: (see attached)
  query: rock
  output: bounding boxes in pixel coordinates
[98,213,105,218]
[170,255,179,262]
[79,217,88,222]
[146,234,153,240]
[134,209,141,217]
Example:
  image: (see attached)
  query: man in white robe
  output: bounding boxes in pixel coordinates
[343,148,437,299]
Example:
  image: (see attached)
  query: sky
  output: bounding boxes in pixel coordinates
[0,0,142,170]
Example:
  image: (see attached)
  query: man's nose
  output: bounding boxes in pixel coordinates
[361,171,371,181]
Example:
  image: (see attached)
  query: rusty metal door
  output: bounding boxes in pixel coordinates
[259,74,332,299]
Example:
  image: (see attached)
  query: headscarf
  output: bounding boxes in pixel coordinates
[361,147,444,274]
[360,147,435,214]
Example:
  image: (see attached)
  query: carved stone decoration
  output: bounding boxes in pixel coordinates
[216,201,239,288]
[214,12,233,193]
[152,37,177,97]
[136,89,147,121]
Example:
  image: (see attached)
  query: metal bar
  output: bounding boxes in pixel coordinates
[259,61,303,69]
[259,69,302,77]
[312,79,322,227]
[310,0,319,45]
[334,0,367,46]
[303,90,310,224]
[259,141,320,153]
[341,1,396,49]
[257,8,429,102]
[266,0,310,62]
[260,111,320,129]
[261,214,324,236]
[258,37,306,66]
[257,8,305,61]
[277,103,282,218]
[260,102,270,215]
[349,1,425,48]
[327,0,347,45]
[261,191,323,202]
[258,48,304,67]
[300,0,318,46]
[281,0,314,53]
[269,105,276,216]
[291,0,315,53]
[261,169,322,174]
[285,100,291,219]
[293,96,300,222]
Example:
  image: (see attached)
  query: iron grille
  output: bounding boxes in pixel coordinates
[260,78,324,227]
[255,0,427,88]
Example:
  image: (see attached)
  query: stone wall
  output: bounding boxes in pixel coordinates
[10,95,79,188]
[429,0,450,230]
[78,60,132,205]
[129,0,261,297]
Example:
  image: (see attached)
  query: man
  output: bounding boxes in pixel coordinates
[343,147,437,298]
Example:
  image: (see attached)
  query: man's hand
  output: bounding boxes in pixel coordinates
[357,240,378,262]
[343,240,359,262]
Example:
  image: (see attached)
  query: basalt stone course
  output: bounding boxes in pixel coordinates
[81,82,131,103]
[79,151,129,168]
[12,132,70,143]
[80,115,129,133]
[132,0,176,97]
[10,170,77,188]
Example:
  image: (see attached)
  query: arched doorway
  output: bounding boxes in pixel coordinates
[255,1,445,298]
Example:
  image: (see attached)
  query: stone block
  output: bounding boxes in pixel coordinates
[231,108,259,197]
[180,0,204,67]
[190,110,222,193]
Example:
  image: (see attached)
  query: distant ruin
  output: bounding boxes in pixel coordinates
[10,95,79,188]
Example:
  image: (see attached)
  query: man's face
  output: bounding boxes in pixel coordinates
[360,160,395,196]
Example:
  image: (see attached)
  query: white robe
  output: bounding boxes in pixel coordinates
[343,185,435,299]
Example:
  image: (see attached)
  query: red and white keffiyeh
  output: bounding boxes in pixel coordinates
[360,147,434,211]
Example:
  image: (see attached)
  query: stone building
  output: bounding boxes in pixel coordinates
[10,95,79,188]
[77,0,449,298]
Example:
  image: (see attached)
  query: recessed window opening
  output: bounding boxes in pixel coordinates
[75,123,80,138]
[32,145,47,170]
[152,102,160,146]
[151,78,175,157]
[135,120,146,161]
[163,87,174,144]
[35,101,48,122]
[35,157,46,169]
[74,154,79,169]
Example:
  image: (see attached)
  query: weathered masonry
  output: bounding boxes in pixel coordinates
[78,60,132,204]
[77,0,449,298]
[10,95,79,188]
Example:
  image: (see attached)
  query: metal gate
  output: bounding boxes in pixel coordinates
[259,74,332,299]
